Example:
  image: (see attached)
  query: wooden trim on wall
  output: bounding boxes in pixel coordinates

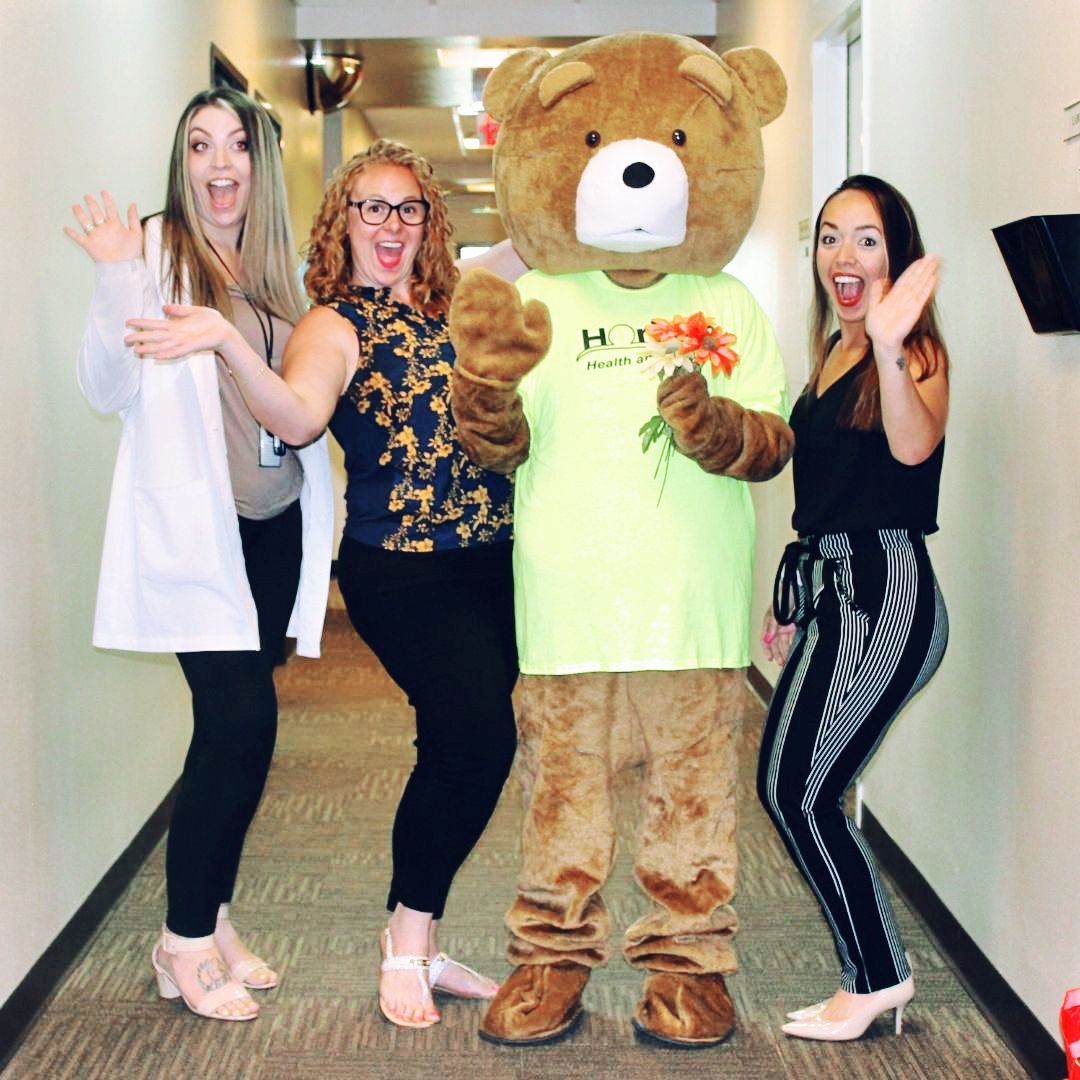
[0,782,179,1070]
[862,808,1064,1080]
[746,662,1064,1080]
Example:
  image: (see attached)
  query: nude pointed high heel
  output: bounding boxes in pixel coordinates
[786,999,829,1022]
[781,976,913,1042]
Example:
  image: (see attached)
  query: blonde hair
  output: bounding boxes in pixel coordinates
[160,87,306,324]
[304,140,458,317]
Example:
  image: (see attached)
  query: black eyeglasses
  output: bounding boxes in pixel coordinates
[346,198,430,226]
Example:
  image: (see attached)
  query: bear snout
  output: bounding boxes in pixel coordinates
[623,162,655,189]
[576,138,689,254]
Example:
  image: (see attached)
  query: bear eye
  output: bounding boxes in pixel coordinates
[672,129,687,146]
[585,130,601,148]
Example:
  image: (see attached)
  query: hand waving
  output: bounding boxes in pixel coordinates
[865,254,939,354]
[64,191,142,264]
[449,268,551,383]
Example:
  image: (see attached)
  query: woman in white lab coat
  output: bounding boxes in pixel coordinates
[66,86,333,1021]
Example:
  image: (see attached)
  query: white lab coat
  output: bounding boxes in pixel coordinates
[77,215,334,656]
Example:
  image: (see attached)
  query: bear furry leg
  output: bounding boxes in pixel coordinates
[481,670,745,1046]
[623,668,745,1047]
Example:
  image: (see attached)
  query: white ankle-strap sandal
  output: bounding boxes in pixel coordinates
[379,928,437,1029]
[152,927,259,1021]
[428,952,498,999]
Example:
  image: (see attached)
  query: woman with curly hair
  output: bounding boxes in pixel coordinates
[128,140,517,1029]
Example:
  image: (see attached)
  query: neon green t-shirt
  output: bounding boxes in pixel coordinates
[513,269,789,675]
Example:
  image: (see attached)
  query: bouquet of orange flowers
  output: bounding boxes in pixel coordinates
[639,312,740,500]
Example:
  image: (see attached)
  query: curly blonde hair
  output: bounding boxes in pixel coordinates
[304,140,458,316]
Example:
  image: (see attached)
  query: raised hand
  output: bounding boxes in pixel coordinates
[125,304,237,360]
[866,254,939,354]
[64,191,143,264]
[449,268,551,383]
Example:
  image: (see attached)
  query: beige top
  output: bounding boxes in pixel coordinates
[217,288,304,520]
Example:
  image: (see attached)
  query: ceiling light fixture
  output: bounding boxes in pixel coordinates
[437,46,560,69]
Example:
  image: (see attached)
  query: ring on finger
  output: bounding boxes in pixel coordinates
[83,222,96,233]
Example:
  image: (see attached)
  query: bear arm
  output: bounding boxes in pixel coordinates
[658,372,792,481]
[698,398,794,481]
[451,364,531,474]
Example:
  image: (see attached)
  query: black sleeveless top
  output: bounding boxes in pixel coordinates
[327,287,514,553]
[789,351,944,537]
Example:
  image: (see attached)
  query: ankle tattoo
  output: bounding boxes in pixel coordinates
[197,958,230,993]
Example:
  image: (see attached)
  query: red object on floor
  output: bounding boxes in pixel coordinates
[1061,988,1080,1079]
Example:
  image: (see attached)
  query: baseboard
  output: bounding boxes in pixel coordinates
[0,781,179,1071]
[745,661,774,704]
[745,663,1065,1080]
[862,808,1064,1080]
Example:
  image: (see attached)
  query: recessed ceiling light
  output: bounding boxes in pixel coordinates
[437,47,560,69]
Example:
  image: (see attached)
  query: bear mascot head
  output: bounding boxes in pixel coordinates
[449,32,793,1050]
[487,32,785,278]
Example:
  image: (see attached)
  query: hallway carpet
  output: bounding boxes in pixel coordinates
[2,603,1027,1078]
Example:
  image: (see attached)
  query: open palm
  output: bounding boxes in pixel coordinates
[64,190,143,264]
[865,254,939,352]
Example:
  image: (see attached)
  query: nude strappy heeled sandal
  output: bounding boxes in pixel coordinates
[152,927,259,1021]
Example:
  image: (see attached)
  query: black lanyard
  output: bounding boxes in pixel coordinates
[208,242,274,366]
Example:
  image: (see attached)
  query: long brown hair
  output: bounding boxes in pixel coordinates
[303,140,458,317]
[809,174,948,431]
[160,86,306,324]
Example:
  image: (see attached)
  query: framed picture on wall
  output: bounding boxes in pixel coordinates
[210,45,247,92]
[254,89,284,152]
[208,47,283,155]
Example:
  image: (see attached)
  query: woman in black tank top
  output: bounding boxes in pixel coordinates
[756,176,950,1043]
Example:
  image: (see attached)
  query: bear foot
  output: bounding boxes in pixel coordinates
[632,971,736,1048]
[478,961,590,1045]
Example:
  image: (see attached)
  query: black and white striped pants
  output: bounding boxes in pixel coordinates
[757,528,948,994]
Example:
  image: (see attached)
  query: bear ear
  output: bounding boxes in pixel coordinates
[678,54,734,109]
[483,48,551,122]
[721,46,787,128]
[538,61,596,108]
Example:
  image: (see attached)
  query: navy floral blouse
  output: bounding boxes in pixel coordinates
[328,286,514,553]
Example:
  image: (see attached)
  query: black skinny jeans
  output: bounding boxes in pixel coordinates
[336,536,518,920]
[165,499,303,937]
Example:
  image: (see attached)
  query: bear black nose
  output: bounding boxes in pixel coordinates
[622,162,655,189]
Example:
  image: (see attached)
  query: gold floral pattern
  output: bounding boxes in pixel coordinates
[329,289,514,552]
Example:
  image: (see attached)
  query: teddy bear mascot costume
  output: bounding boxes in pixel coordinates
[449,31,791,1048]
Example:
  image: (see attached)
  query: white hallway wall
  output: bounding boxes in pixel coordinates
[735,0,1080,1041]
[0,0,323,1009]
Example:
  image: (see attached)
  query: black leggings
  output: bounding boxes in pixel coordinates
[336,537,518,920]
[757,529,948,994]
[165,500,303,937]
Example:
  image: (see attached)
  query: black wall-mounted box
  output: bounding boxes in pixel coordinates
[992,213,1080,334]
